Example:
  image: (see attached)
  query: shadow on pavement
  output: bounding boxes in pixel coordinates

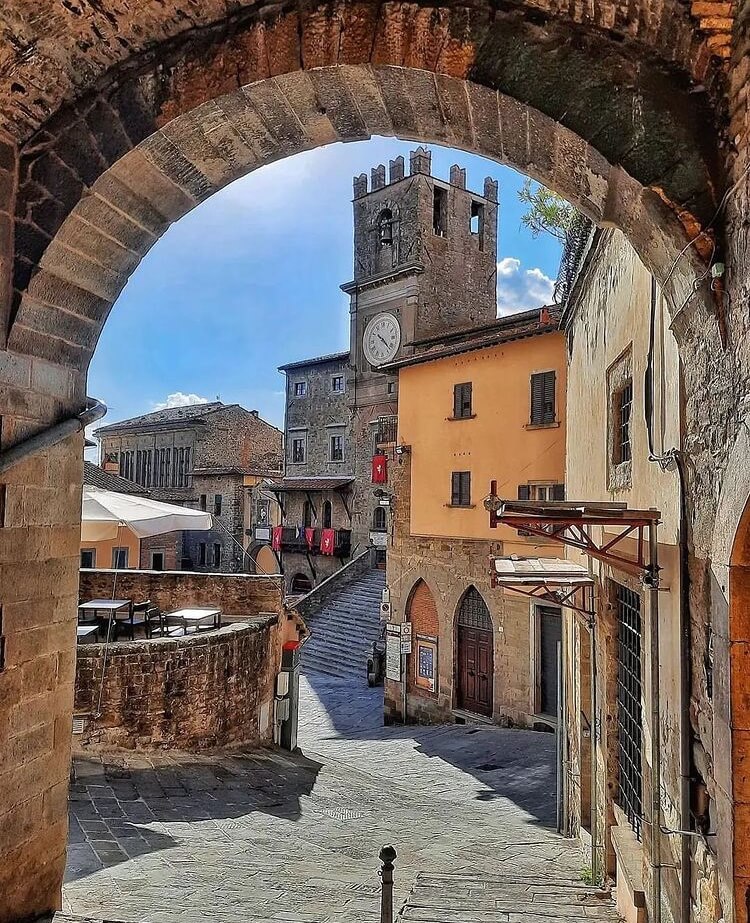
[66,749,322,883]
[300,669,558,827]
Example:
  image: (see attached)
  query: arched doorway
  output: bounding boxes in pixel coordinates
[455,587,494,718]
[254,544,280,576]
[290,573,313,595]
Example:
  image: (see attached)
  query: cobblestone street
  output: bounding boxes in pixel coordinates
[63,673,595,922]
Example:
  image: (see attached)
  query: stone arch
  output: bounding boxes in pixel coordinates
[406,577,440,639]
[455,585,493,630]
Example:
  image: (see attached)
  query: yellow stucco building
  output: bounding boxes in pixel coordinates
[383,308,568,726]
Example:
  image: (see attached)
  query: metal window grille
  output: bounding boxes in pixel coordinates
[375,415,398,447]
[457,587,492,630]
[616,583,643,840]
[617,381,633,463]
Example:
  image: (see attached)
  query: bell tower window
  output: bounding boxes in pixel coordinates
[378,209,393,247]
[433,186,447,236]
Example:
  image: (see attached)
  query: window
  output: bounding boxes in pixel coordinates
[213,543,222,567]
[151,551,164,571]
[433,186,447,236]
[322,500,333,530]
[291,436,306,464]
[530,371,556,425]
[387,382,397,395]
[199,542,207,566]
[330,434,344,461]
[303,500,314,528]
[470,200,485,249]
[450,471,471,507]
[518,483,565,501]
[453,382,473,419]
[378,209,393,247]
[615,380,633,464]
[256,498,270,524]
[331,375,345,393]
[80,549,96,568]
[616,583,644,840]
[372,506,387,532]
[199,494,207,511]
[111,547,129,569]
[214,494,222,516]
[293,381,307,397]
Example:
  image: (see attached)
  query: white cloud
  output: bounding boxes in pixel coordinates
[496,257,555,316]
[152,392,211,411]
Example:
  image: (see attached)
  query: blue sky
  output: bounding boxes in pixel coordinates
[88,138,562,432]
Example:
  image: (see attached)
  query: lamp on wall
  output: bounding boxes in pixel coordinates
[395,444,410,456]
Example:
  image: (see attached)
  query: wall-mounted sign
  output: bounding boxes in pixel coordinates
[401,621,412,654]
[416,638,437,693]
[370,530,388,548]
[386,629,401,681]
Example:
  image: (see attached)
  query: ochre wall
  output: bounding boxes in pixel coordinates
[397,332,566,548]
[74,618,280,750]
[80,528,140,570]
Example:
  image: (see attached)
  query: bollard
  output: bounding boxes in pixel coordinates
[379,845,397,923]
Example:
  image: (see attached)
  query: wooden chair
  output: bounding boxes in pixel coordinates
[145,606,162,639]
[150,611,186,638]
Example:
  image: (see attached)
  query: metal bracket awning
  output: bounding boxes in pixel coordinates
[491,557,595,618]
[485,481,661,581]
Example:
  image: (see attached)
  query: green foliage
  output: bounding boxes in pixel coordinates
[579,867,595,886]
[518,179,576,242]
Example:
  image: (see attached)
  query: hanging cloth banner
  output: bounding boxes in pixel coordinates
[372,454,388,484]
[305,527,315,550]
[297,525,306,543]
[272,526,283,551]
[320,528,336,555]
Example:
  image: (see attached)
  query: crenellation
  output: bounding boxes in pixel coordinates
[371,163,386,189]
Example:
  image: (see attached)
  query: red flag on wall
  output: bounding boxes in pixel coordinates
[305,527,315,550]
[320,528,335,555]
[372,453,388,484]
[271,526,283,552]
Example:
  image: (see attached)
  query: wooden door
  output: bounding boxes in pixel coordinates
[457,625,493,717]
[539,607,562,717]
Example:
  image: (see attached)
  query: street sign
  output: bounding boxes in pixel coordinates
[401,621,412,654]
[386,630,401,681]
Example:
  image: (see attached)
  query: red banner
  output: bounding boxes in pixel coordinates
[320,528,335,555]
[305,527,315,550]
[271,526,283,552]
[372,453,388,484]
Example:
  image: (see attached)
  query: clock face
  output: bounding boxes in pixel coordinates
[363,313,401,366]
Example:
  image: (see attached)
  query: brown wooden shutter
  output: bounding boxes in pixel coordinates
[543,371,556,423]
[462,472,471,505]
[454,383,472,418]
[451,472,461,505]
[530,371,556,424]
[518,484,530,500]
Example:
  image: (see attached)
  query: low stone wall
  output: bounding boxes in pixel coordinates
[75,618,280,751]
[79,568,285,620]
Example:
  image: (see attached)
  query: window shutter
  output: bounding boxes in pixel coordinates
[451,472,460,505]
[544,371,556,423]
[462,383,472,417]
[518,484,530,500]
[461,472,471,505]
[531,372,556,424]
[453,385,461,419]
[552,483,566,500]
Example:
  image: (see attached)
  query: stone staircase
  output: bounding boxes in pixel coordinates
[301,567,385,678]
[396,872,619,923]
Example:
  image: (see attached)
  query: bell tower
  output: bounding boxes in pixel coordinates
[342,145,499,388]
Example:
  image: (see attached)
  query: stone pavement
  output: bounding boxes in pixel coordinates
[62,672,604,922]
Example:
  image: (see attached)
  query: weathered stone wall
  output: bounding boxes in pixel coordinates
[185,472,246,572]
[198,405,282,471]
[79,568,285,620]
[74,618,279,750]
[139,531,183,571]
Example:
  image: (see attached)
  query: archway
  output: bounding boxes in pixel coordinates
[0,1,741,917]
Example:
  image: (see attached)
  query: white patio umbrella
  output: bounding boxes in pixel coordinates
[81,486,213,541]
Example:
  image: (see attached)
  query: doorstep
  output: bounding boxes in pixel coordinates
[452,708,494,726]
[611,820,647,923]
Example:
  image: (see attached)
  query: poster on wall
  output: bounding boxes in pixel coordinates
[416,637,437,693]
[386,625,401,681]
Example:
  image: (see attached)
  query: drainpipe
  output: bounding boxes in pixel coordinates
[588,584,602,883]
[648,520,663,923]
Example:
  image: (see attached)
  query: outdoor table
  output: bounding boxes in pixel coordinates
[76,625,99,643]
[78,599,132,618]
[168,607,222,633]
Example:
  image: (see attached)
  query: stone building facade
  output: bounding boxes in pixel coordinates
[559,229,689,923]
[382,311,567,726]
[96,402,282,573]
[276,147,499,591]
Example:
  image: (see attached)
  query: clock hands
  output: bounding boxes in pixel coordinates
[377,333,390,349]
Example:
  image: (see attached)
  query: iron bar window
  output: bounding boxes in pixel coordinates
[616,583,643,840]
[616,380,633,464]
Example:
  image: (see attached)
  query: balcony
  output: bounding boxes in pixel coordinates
[375,414,398,448]
[279,527,352,557]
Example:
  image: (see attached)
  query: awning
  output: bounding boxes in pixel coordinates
[81,487,213,542]
[491,557,594,617]
[484,481,660,580]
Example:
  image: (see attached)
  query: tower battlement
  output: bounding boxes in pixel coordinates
[353,146,498,203]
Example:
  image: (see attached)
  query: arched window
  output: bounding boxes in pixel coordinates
[378,209,393,247]
[303,500,314,528]
[372,506,387,532]
[456,587,492,630]
[322,500,333,529]
[291,573,313,594]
